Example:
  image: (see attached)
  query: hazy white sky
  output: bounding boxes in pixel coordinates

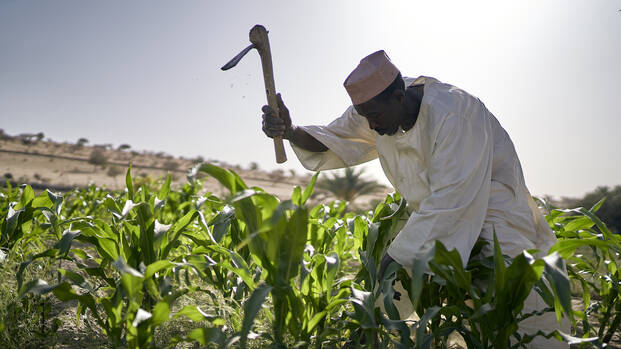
[1,0,620,198]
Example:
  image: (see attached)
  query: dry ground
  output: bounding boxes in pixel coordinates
[0,136,390,206]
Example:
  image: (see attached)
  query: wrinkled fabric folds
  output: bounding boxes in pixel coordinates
[291,76,557,267]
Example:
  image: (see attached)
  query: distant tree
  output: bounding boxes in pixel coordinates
[106,165,123,187]
[269,169,285,183]
[118,144,131,151]
[88,148,108,170]
[77,138,89,147]
[35,132,44,142]
[163,161,179,171]
[107,165,123,177]
[317,167,385,203]
[249,162,259,171]
[19,133,35,145]
[564,185,621,234]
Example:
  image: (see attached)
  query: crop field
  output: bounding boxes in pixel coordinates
[0,164,619,348]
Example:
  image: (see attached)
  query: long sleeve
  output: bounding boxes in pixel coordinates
[290,106,378,171]
[387,111,494,269]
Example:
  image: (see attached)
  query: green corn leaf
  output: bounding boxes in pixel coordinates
[51,282,80,302]
[542,252,573,323]
[414,306,440,349]
[126,164,134,200]
[324,253,339,290]
[144,260,175,280]
[132,308,152,328]
[409,245,435,312]
[209,205,235,243]
[503,252,543,315]
[31,192,53,210]
[157,174,171,201]
[197,163,247,195]
[381,261,403,320]
[291,186,302,207]
[114,258,143,277]
[187,327,224,346]
[96,237,119,261]
[153,220,172,242]
[17,184,35,209]
[558,331,603,347]
[3,206,22,242]
[55,229,81,256]
[589,197,606,213]
[16,249,57,290]
[58,268,92,291]
[432,242,471,290]
[161,210,199,258]
[227,250,257,289]
[578,207,616,240]
[46,190,64,215]
[564,216,594,232]
[379,312,414,348]
[174,305,211,322]
[121,200,138,218]
[19,279,55,297]
[301,172,319,205]
[231,189,259,203]
[493,231,506,296]
[240,283,272,347]
[272,207,308,286]
[549,239,610,259]
[121,275,144,299]
[349,287,376,329]
[151,301,170,327]
[307,311,327,334]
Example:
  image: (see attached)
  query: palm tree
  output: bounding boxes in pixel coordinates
[316,167,385,203]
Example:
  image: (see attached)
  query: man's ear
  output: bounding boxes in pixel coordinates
[393,88,406,102]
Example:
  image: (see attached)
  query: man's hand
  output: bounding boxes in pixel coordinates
[262,93,293,140]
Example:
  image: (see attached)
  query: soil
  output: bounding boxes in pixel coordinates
[0,136,390,205]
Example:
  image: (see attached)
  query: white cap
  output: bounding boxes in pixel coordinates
[343,50,400,105]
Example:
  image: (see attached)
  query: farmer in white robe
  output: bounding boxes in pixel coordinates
[261,50,568,348]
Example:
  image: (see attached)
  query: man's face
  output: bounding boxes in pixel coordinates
[354,95,403,136]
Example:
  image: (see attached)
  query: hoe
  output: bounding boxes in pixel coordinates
[221,24,287,164]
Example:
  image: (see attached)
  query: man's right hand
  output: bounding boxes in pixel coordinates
[262,93,293,140]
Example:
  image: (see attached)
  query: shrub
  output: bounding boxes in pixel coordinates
[88,149,107,168]
[162,161,179,171]
[106,166,123,178]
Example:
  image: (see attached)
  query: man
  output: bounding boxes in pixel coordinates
[261,50,568,347]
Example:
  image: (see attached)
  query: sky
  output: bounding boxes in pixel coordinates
[1,0,620,198]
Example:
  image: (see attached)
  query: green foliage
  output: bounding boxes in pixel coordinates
[564,185,621,234]
[0,164,619,348]
[317,166,385,204]
[538,196,621,345]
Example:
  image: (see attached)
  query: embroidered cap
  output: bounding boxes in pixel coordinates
[343,50,400,105]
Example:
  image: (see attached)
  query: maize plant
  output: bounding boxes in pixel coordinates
[0,164,619,348]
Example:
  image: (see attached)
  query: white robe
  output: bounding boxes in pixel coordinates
[291,76,557,266]
[291,76,568,348]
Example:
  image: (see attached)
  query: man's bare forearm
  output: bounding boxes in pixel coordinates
[285,126,328,152]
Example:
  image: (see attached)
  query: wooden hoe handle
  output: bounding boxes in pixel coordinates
[249,25,287,164]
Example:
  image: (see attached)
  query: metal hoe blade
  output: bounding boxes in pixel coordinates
[221,43,256,71]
